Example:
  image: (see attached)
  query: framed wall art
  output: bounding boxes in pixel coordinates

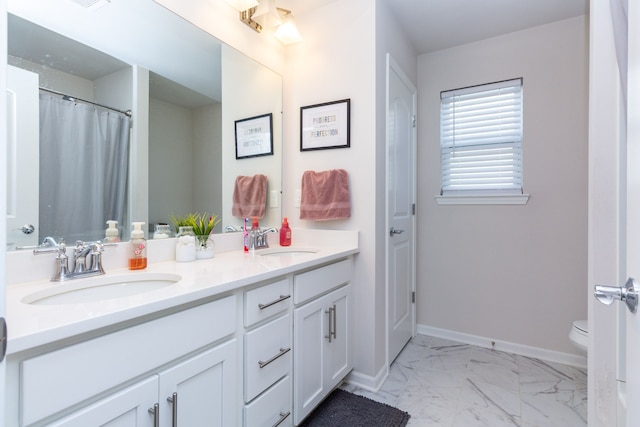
[235,113,274,159]
[300,98,350,151]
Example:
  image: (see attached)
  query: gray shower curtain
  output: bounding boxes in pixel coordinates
[39,93,131,243]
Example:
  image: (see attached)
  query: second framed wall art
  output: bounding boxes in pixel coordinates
[300,98,350,151]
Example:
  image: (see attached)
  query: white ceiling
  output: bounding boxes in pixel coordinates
[278,0,589,55]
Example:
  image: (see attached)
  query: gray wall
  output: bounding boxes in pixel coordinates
[416,16,589,354]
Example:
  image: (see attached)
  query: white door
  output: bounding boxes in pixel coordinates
[6,65,39,249]
[1,0,8,421]
[386,54,416,363]
[591,0,640,425]
[623,1,640,424]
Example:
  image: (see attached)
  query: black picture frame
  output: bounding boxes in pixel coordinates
[235,113,274,159]
[300,99,350,151]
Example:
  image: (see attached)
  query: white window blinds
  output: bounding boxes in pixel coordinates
[440,78,523,195]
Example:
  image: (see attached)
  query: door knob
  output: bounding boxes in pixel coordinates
[14,224,35,234]
[389,227,405,237]
[594,277,638,314]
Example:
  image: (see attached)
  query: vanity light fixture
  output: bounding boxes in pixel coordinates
[231,0,303,45]
[273,12,302,45]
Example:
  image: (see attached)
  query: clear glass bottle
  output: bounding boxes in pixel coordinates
[175,226,196,262]
[153,223,172,239]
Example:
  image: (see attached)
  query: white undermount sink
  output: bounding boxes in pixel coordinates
[257,247,319,257]
[22,273,182,306]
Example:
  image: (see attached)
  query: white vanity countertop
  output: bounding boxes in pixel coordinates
[6,229,359,355]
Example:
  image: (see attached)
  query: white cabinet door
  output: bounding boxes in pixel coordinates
[293,284,352,425]
[157,339,237,427]
[325,285,352,391]
[48,376,158,427]
[293,295,326,425]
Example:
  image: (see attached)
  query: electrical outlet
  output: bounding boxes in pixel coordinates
[270,190,279,208]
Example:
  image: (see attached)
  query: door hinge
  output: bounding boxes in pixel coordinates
[0,317,7,362]
[412,203,416,215]
[412,115,416,128]
[411,292,416,304]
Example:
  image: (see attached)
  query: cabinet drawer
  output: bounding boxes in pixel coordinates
[21,295,236,426]
[244,314,291,402]
[293,258,352,304]
[244,376,292,427]
[244,278,291,327]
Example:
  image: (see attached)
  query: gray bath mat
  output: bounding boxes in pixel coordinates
[299,389,410,426]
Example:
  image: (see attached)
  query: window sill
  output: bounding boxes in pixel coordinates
[435,194,530,205]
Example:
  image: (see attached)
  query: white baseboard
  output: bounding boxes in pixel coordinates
[417,324,587,369]
[344,364,389,392]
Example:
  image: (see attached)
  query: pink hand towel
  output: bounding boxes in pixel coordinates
[232,174,267,219]
[300,169,351,220]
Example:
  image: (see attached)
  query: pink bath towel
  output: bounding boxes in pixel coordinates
[300,169,351,220]
[232,174,267,219]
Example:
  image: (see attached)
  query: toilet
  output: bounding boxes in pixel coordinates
[569,320,588,355]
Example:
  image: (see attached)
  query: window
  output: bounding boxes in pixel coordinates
[438,78,527,204]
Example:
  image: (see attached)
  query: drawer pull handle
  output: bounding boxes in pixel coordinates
[332,304,337,340]
[258,347,291,368]
[273,411,291,427]
[167,392,178,427]
[258,294,291,310]
[325,307,333,343]
[325,304,337,342]
[148,403,160,427]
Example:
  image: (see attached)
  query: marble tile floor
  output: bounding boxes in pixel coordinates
[342,334,587,427]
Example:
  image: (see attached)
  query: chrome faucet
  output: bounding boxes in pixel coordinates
[34,237,107,282]
[72,240,106,274]
[224,225,241,232]
[250,227,278,250]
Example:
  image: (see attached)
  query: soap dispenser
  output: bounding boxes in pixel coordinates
[104,220,120,243]
[129,222,147,270]
[280,217,291,246]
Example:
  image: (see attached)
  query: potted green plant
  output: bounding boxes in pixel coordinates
[170,212,221,260]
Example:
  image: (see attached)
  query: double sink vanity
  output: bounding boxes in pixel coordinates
[4,230,359,426]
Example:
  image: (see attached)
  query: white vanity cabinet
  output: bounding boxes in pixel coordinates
[292,259,353,425]
[9,295,238,427]
[6,241,358,427]
[243,278,293,427]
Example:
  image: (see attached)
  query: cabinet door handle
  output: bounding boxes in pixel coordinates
[148,403,159,427]
[273,411,291,427]
[331,304,337,340]
[258,347,291,368]
[258,294,291,310]
[325,307,333,343]
[167,392,178,427]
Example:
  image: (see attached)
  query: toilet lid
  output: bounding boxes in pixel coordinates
[574,320,588,334]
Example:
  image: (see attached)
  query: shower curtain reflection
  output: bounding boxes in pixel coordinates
[39,93,131,243]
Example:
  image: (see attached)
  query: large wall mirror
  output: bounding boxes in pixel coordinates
[6,0,282,249]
